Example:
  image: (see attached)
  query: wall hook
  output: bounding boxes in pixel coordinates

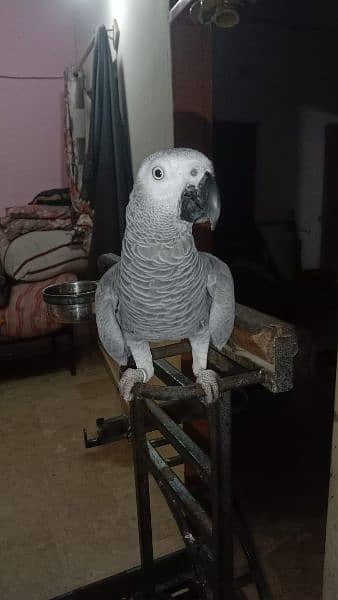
[112,19,120,51]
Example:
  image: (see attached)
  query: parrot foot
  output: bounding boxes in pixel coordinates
[196,369,220,404]
[119,368,147,403]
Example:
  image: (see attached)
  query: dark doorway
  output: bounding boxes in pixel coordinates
[213,121,257,262]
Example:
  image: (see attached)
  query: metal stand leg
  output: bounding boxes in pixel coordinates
[130,394,155,597]
[208,391,233,599]
[53,349,274,600]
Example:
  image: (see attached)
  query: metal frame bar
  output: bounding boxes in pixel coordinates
[207,391,233,598]
[68,343,274,599]
[83,347,264,448]
[135,367,264,402]
[129,395,155,596]
[145,397,211,484]
[147,440,212,541]
[127,366,271,598]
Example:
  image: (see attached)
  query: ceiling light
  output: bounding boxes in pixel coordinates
[190,0,243,28]
[214,2,241,27]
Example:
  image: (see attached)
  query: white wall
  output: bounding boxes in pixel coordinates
[297,108,338,270]
[72,0,174,177]
[213,21,338,269]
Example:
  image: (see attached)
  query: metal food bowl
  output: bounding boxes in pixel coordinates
[43,280,97,324]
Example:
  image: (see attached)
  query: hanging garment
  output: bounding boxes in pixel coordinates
[81,25,133,275]
[64,67,86,202]
[64,68,93,254]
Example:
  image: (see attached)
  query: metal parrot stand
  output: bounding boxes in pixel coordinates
[44,284,298,600]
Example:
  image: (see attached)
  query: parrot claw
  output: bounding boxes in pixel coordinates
[196,369,220,404]
[118,368,147,403]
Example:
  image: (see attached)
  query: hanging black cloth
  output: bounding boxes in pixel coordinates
[82,26,133,276]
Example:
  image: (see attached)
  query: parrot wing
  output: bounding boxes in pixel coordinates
[95,262,128,365]
[201,252,235,350]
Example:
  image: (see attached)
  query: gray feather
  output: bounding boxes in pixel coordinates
[201,252,235,350]
[95,148,235,376]
[95,263,128,365]
[116,149,214,341]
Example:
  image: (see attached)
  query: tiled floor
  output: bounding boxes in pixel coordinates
[0,341,332,599]
[0,345,181,600]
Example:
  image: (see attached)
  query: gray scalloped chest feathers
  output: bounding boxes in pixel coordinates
[118,223,210,340]
[95,148,235,372]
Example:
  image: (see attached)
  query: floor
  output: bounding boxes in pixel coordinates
[0,343,182,600]
[0,338,334,599]
[232,351,335,600]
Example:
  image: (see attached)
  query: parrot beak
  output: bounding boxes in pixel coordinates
[180,172,221,231]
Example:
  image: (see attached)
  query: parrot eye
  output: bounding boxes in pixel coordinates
[152,167,165,181]
[191,168,198,177]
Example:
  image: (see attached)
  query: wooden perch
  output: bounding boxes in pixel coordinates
[222,304,298,393]
[99,303,297,397]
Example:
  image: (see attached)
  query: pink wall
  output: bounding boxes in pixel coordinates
[0,0,77,215]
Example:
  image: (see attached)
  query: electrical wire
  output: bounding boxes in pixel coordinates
[0,74,63,80]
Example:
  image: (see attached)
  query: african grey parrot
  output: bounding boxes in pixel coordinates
[95,148,235,403]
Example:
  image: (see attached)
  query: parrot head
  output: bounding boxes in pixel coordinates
[131,149,221,237]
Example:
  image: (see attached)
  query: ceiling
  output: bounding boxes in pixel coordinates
[242,0,338,31]
[170,0,338,31]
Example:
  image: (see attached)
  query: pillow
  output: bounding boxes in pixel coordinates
[0,273,77,339]
[4,218,74,242]
[2,205,73,222]
[3,230,88,282]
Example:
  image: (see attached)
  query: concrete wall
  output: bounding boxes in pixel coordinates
[0,0,77,214]
[73,0,174,177]
[212,21,338,269]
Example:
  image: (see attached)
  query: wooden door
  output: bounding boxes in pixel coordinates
[171,10,212,156]
[170,6,214,250]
